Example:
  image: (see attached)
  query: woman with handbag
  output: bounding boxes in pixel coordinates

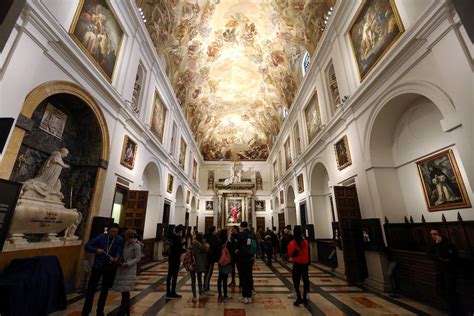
[113,229,142,316]
[190,233,209,302]
[217,229,232,302]
[287,226,310,306]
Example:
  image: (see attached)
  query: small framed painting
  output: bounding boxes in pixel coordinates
[416,149,471,212]
[167,174,174,193]
[297,174,304,193]
[349,0,404,80]
[334,135,352,170]
[70,0,124,81]
[256,200,265,212]
[120,135,137,169]
[206,200,214,210]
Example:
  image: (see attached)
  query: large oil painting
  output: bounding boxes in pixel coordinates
[349,0,404,80]
[226,197,243,225]
[284,138,292,170]
[167,174,174,193]
[334,135,352,170]
[416,149,471,212]
[150,91,167,144]
[70,0,124,81]
[256,200,265,212]
[142,1,333,161]
[305,91,322,144]
[179,138,187,169]
[120,135,137,170]
[192,159,198,182]
[297,174,304,193]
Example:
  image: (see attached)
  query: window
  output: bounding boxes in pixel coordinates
[302,52,311,76]
[170,122,177,158]
[326,62,340,115]
[130,63,145,114]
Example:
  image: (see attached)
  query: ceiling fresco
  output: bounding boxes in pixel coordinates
[140,0,334,160]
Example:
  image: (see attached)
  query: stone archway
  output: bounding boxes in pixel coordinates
[286,185,297,228]
[174,185,186,224]
[190,196,197,227]
[141,161,162,239]
[309,162,333,238]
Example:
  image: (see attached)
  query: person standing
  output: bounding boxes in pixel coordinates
[235,222,253,304]
[203,226,219,294]
[166,225,186,299]
[288,226,310,306]
[217,229,232,301]
[428,228,458,315]
[281,227,293,264]
[228,226,239,288]
[190,232,209,302]
[113,229,142,316]
[264,230,274,266]
[82,223,123,316]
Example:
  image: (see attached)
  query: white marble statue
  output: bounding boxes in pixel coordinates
[64,211,83,240]
[21,148,70,201]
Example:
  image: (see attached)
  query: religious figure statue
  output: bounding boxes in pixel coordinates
[208,171,214,190]
[64,212,83,240]
[21,148,70,201]
[256,171,263,190]
[224,161,244,186]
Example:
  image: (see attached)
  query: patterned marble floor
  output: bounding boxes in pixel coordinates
[53,259,447,316]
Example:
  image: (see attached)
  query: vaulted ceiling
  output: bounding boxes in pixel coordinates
[140,0,334,160]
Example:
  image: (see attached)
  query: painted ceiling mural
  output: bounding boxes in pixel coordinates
[140,0,335,160]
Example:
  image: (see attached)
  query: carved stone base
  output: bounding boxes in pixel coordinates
[2,239,82,252]
[8,233,28,245]
[41,233,62,243]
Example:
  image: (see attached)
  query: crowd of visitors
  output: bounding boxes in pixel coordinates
[80,221,311,315]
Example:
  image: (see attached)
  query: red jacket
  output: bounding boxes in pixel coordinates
[287,239,309,264]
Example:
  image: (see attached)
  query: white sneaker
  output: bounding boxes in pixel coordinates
[239,297,246,303]
[247,297,252,303]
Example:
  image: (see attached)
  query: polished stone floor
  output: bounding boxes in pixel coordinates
[54,259,446,315]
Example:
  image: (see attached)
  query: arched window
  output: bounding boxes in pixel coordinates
[302,52,311,76]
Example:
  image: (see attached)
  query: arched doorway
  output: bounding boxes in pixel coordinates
[189,196,197,228]
[174,185,185,224]
[367,93,470,222]
[286,186,297,228]
[309,162,333,238]
[141,162,162,239]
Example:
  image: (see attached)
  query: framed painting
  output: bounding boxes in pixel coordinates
[120,135,137,169]
[284,138,292,170]
[167,174,174,193]
[416,149,471,212]
[349,0,404,80]
[226,197,243,225]
[150,90,167,144]
[297,174,304,193]
[179,138,187,169]
[334,135,352,170]
[70,0,125,81]
[255,200,265,212]
[304,91,322,144]
[192,159,198,182]
[280,190,284,205]
[206,200,214,210]
[273,160,278,182]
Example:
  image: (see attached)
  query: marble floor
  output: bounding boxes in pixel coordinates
[53,259,447,316]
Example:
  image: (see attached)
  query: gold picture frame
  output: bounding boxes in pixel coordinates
[69,0,125,82]
[120,135,137,169]
[167,174,174,193]
[225,197,244,225]
[416,149,471,212]
[297,174,304,193]
[334,135,352,170]
[150,90,168,144]
[349,0,404,81]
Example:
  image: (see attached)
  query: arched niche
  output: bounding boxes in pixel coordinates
[286,185,297,227]
[174,185,186,224]
[141,161,162,239]
[367,92,471,222]
[189,196,197,227]
[309,162,333,238]
[3,81,110,241]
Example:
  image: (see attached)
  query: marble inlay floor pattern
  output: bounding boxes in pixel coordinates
[53,259,446,315]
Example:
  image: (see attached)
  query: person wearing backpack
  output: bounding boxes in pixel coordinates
[166,225,186,300]
[288,226,310,306]
[227,226,239,288]
[235,221,253,304]
[189,232,209,302]
[217,229,232,302]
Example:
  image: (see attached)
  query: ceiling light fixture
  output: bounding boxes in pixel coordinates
[138,7,146,23]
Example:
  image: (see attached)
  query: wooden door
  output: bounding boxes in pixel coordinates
[333,186,367,284]
[204,216,214,233]
[123,190,148,231]
[162,202,170,225]
[278,213,285,230]
[256,217,265,231]
[299,202,307,230]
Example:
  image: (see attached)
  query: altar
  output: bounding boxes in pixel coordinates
[215,181,256,229]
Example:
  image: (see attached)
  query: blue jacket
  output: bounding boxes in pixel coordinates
[85,233,124,269]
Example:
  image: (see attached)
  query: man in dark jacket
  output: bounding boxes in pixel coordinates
[82,223,123,316]
[228,226,239,288]
[235,222,253,304]
[203,225,219,293]
[428,228,458,315]
[166,225,186,299]
[281,227,293,263]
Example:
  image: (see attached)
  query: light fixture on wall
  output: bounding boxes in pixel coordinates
[319,7,334,33]
[138,8,146,23]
